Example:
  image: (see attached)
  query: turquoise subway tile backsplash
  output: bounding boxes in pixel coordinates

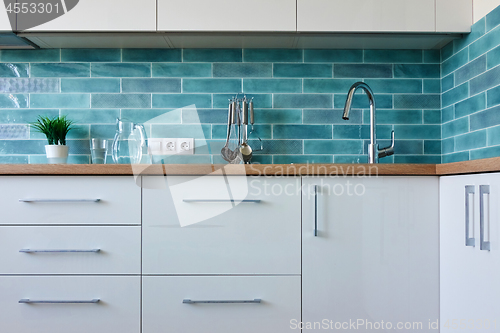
[4,12,500,165]
[441,6,500,162]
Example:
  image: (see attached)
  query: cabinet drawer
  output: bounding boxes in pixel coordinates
[0,176,141,225]
[143,276,300,333]
[0,226,140,274]
[142,176,301,274]
[0,276,140,333]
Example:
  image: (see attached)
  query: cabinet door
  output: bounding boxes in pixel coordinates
[297,0,435,32]
[158,0,296,31]
[440,174,500,331]
[0,5,13,31]
[18,0,156,31]
[436,0,472,32]
[302,176,439,331]
[143,276,300,333]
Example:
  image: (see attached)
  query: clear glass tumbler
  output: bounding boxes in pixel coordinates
[90,138,107,164]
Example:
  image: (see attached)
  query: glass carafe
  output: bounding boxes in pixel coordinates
[112,118,147,164]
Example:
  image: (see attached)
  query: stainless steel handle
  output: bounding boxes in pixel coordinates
[183,299,261,304]
[249,101,254,125]
[19,199,101,203]
[20,249,101,253]
[480,185,491,251]
[183,199,261,203]
[314,185,318,237]
[465,185,475,247]
[19,299,100,304]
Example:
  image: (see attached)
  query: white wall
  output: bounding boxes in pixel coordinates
[474,0,500,23]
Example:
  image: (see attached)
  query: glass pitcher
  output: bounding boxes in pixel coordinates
[112,118,147,164]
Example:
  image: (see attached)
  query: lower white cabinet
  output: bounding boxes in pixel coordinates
[142,276,300,333]
[0,276,140,333]
[302,176,439,331]
[440,173,500,332]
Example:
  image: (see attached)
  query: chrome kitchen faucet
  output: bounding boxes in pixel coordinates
[342,82,395,164]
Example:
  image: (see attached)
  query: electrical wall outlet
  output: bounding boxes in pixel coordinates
[148,138,194,155]
[177,138,194,155]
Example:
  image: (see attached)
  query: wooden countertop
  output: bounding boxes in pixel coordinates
[0,156,499,176]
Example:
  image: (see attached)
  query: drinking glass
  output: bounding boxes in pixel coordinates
[90,138,107,164]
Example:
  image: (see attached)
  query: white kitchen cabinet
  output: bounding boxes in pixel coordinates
[302,176,439,331]
[142,176,301,275]
[0,5,13,31]
[0,226,141,274]
[157,0,296,31]
[18,0,156,31]
[297,0,436,32]
[437,0,473,32]
[440,173,500,332]
[0,176,141,225]
[142,276,300,333]
[0,276,140,333]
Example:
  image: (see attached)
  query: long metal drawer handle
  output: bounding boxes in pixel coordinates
[19,299,100,304]
[480,185,491,251]
[19,199,101,203]
[183,299,261,304]
[183,199,261,203]
[465,185,475,247]
[19,249,101,253]
[314,185,318,237]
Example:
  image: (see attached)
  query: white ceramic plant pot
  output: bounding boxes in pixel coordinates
[45,145,69,164]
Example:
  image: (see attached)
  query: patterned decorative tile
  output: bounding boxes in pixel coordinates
[0,124,28,139]
[394,94,440,109]
[470,65,500,95]
[394,64,440,78]
[470,105,500,131]
[0,78,59,93]
[454,55,486,86]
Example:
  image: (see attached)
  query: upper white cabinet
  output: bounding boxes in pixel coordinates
[298,0,472,33]
[0,5,13,31]
[298,0,436,32]
[18,0,156,31]
[437,0,473,32]
[157,0,296,31]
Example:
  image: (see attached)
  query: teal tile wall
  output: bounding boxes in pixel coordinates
[441,4,500,163]
[0,47,442,164]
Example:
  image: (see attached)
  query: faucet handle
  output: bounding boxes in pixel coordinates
[378,130,395,159]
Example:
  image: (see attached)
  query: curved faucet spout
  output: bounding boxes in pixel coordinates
[342,82,394,164]
[342,82,375,120]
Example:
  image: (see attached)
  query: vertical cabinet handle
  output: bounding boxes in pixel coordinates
[465,185,475,247]
[480,185,491,251]
[314,185,318,237]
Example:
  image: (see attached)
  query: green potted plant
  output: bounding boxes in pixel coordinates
[30,115,73,164]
